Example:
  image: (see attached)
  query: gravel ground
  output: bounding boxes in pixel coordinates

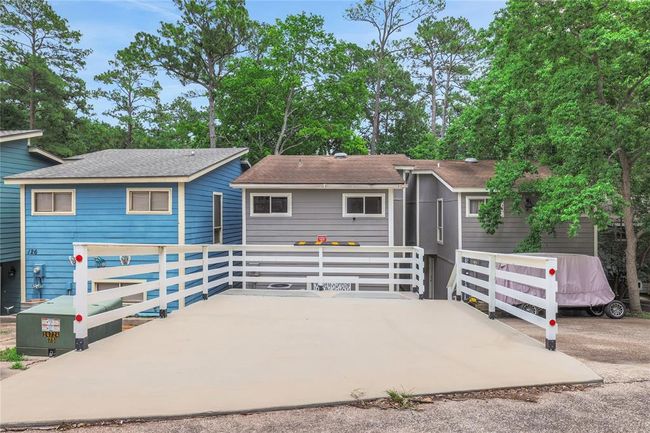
[7,315,650,433]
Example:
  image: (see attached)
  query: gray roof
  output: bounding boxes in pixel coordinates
[0,130,43,142]
[6,148,248,181]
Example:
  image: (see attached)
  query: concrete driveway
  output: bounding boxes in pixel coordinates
[0,291,600,427]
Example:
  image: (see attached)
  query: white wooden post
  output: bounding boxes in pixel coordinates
[73,244,89,350]
[202,245,209,300]
[318,247,323,290]
[488,254,496,319]
[455,250,463,301]
[159,246,168,317]
[242,247,247,289]
[545,257,558,350]
[228,248,233,287]
[178,250,186,309]
[389,250,395,292]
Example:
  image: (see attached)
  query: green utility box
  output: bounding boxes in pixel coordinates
[16,296,122,357]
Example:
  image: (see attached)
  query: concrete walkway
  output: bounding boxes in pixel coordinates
[0,292,600,427]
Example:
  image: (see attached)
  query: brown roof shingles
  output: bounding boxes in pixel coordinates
[233,155,412,185]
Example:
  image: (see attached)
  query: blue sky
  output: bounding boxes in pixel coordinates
[51,0,505,121]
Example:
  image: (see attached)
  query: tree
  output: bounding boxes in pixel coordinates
[407,17,478,139]
[217,14,368,161]
[95,47,161,148]
[346,0,444,153]
[136,0,251,148]
[448,0,650,313]
[149,97,210,149]
[0,0,90,150]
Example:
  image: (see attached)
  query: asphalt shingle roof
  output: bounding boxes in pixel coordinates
[0,129,41,139]
[232,154,412,185]
[5,148,248,180]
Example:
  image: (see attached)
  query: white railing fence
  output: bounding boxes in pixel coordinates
[449,249,559,351]
[72,243,425,350]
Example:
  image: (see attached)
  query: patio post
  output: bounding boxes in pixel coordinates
[158,246,167,317]
[202,245,209,300]
[228,248,233,287]
[318,246,323,289]
[488,254,496,319]
[545,257,559,350]
[455,250,463,301]
[73,244,89,350]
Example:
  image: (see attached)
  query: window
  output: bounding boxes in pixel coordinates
[213,193,222,243]
[127,188,171,214]
[466,196,504,217]
[32,190,75,215]
[94,280,144,305]
[342,194,385,217]
[250,193,291,216]
[436,198,444,244]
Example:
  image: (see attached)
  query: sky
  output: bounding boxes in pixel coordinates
[50,0,506,122]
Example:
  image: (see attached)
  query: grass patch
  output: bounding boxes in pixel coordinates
[10,361,26,370]
[0,347,24,362]
[627,311,650,319]
[386,389,415,409]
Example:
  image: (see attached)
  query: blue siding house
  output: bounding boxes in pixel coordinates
[1,130,63,314]
[4,147,248,312]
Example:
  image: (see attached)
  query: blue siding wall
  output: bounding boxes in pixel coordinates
[24,183,179,301]
[184,158,242,298]
[0,139,55,262]
[185,158,242,245]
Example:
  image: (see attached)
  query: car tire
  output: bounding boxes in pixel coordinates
[587,305,605,317]
[604,300,626,319]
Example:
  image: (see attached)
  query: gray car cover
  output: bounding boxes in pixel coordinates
[496,253,615,307]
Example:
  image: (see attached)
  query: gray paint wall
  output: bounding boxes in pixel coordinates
[245,188,393,246]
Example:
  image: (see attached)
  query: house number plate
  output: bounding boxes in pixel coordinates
[41,318,61,332]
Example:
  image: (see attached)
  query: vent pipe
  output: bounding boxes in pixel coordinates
[464,157,478,163]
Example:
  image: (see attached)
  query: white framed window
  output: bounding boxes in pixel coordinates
[126,188,172,214]
[93,280,145,305]
[465,196,504,217]
[31,189,75,215]
[213,192,223,244]
[342,193,385,217]
[436,198,444,244]
[250,193,292,216]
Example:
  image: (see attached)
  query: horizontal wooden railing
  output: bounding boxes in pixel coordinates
[450,249,559,351]
[71,243,425,350]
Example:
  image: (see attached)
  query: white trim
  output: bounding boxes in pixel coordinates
[250,192,292,217]
[126,187,173,215]
[465,195,504,217]
[0,130,42,142]
[20,185,26,303]
[4,149,249,185]
[242,188,247,245]
[27,147,64,164]
[411,170,488,193]
[457,193,463,250]
[388,189,394,246]
[231,183,405,190]
[30,189,76,215]
[593,225,598,257]
[178,183,185,244]
[342,193,386,218]
[416,174,420,245]
[213,192,223,244]
[436,198,444,245]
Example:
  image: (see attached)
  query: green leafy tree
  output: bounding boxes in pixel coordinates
[95,47,161,148]
[0,0,90,151]
[149,97,210,149]
[346,0,444,153]
[217,14,368,161]
[136,0,251,148]
[448,0,650,312]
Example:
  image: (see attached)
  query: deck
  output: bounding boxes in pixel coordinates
[0,291,600,427]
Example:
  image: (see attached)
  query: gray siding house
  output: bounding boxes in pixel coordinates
[232,155,596,298]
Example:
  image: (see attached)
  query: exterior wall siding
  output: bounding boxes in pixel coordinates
[0,139,55,262]
[245,189,390,246]
[24,183,179,302]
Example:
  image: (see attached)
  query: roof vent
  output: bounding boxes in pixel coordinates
[464,157,478,163]
[334,152,348,159]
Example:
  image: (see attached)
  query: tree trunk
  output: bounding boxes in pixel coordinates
[275,88,294,155]
[371,79,381,154]
[440,64,452,138]
[207,89,217,148]
[29,70,36,129]
[619,150,641,313]
[430,60,437,135]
